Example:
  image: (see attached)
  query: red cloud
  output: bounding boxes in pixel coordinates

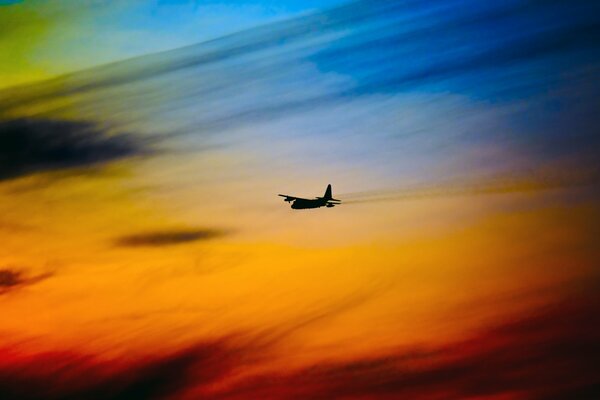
[1,294,598,399]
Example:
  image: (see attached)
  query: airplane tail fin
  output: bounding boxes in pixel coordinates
[323,184,341,202]
[324,184,332,200]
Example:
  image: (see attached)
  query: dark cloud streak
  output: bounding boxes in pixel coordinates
[0,340,235,400]
[114,228,227,247]
[0,118,144,181]
[0,268,53,295]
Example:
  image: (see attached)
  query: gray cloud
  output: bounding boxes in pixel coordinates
[0,118,143,181]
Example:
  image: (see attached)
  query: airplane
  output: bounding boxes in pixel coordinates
[278,184,341,209]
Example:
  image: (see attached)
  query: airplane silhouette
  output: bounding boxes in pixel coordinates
[278,184,341,209]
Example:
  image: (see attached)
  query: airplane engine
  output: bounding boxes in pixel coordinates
[326,204,335,207]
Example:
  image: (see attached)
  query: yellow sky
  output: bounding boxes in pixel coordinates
[1,157,597,368]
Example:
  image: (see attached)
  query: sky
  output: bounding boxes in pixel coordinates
[1,1,599,399]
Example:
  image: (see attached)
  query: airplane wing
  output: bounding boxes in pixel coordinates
[278,194,306,202]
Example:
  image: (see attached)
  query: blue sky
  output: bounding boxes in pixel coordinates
[2,0,599,190]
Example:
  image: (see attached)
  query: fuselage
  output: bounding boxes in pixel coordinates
[291,198,327,209]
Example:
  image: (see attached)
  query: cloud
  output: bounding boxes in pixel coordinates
[217,294,600,400]
[2,0,598,119]
[114,228,227,247]
[0,294,598,399]
[0,118,143,181]
[0,339,237,400]
[0,268,52,295]
[340,167,600,204]
[0,0,597,180]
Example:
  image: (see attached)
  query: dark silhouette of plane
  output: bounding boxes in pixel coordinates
[279,184,341,209]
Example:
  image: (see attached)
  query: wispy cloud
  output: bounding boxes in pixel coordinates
[340,167,600,204]
[220,297,600,399]
[1,293,598,399]
[2,0,598,125]
[0,0,597,184]
[2,1,595,216]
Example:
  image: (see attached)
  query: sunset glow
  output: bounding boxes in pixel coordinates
[1,1,599,399]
